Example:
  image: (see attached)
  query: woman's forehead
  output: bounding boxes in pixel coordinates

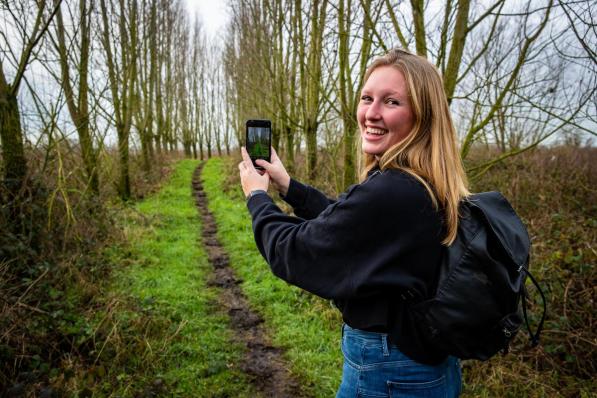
[360,86,403,96]
[364,66,406,86]
[362,76,408,97]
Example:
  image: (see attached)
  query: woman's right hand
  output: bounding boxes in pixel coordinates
[255,147,291,196]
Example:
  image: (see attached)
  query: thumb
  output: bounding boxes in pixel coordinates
[241,147,256,170]
[271,147,280,162]
[255,158,273,172]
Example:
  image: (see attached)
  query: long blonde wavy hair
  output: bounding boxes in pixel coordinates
[358,49,470,245]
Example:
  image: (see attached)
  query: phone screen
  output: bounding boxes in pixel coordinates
[246,120,271,168]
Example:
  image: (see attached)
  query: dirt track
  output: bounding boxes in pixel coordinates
[192,163,307,397]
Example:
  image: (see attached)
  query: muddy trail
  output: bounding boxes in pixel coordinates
[192,163,308,397]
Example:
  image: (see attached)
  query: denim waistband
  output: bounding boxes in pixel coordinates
[342,323,459,368]
[342,323,391,356]
[343,323,388,340]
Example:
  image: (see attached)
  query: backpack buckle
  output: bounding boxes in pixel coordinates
[400,290,416,302]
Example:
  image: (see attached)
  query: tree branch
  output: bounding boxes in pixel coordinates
[11,0,63,96]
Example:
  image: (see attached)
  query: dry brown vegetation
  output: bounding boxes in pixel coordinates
[0,144,177,395]
[461,145,596,396]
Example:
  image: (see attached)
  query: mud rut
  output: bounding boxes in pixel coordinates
[192,164,308,397]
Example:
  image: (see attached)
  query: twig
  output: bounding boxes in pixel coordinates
[562,278,573,319]
[17,268,49,303]
[542,329,596,347]
[159,319,188,352]
[93,320,119,366]
[16,301,49,315]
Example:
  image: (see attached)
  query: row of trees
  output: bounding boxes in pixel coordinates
[224,0,596,190]
[1,0,595,206]
[1,0,228,208]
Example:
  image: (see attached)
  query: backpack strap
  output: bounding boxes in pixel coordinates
[519,266,547,347]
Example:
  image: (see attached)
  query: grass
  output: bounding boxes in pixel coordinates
[63,159,255,397]
[201,157,343,397]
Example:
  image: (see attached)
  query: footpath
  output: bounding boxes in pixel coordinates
[192,162,305,396]
[99,159,312,397]
[86,158,343,396]
[95,160,253,396]
[200,158,342,397]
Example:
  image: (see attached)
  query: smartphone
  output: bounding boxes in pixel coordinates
[245,119,272,170]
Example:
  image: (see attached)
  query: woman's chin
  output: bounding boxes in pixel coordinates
[362,143,384,157]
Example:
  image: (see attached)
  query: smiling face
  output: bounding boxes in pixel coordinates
[357,66,415,157]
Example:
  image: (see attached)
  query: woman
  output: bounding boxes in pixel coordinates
[238,48,469,397]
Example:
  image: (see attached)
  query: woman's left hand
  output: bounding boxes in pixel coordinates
[238,146,270,197]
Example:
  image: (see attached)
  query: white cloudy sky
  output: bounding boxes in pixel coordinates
[184,0,229,38]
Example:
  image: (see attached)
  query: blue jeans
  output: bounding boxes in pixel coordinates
[337,324,462,398]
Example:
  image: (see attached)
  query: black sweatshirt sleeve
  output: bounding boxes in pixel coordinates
[280,178,337,219]
[246,171,443,300]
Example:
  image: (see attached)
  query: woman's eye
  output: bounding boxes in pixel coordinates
[386,98,400,105]
[360,95,372,102]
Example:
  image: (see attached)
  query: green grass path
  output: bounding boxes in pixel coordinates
[101,159,254,396]
[201,157,344,397]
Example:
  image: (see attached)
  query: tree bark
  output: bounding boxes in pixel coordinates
[0,68,27,191]
[410,0,428,57]
[443,0,471,103]
[55,0,99,193]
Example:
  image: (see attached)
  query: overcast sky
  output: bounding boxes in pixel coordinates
[185,0,229,38]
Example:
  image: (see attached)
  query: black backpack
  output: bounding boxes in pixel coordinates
[410,191,547,361]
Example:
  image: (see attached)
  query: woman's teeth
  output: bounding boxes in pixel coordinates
[367,128,388,135]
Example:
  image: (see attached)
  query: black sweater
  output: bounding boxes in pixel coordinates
[246,168,448,364]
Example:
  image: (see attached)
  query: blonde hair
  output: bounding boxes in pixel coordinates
[358,49,470,245]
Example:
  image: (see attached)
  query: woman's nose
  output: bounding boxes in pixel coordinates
[365,100,382,121]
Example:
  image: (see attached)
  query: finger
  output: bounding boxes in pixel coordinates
[271,147,280,161]
[255,158,272,171]
[240,146,252,165]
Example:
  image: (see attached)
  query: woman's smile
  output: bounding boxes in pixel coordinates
[365,127,388,136]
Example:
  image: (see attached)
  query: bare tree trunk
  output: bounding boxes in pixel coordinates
[443,0,471,103]
[410,0,428,56]
[0,68,27,191]
[99,0,138,200]
[0,0,62,195]
[55,0,99,193]
[133,0,158,173]
[304,0,328,180]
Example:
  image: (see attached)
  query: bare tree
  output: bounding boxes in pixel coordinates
[98,0,139,200]
[0,1,62,197]
[131,0,158,173]
[53,0,100,193]
[302,0,329,179]
[191,16,206,159]
[337,0,377,187]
